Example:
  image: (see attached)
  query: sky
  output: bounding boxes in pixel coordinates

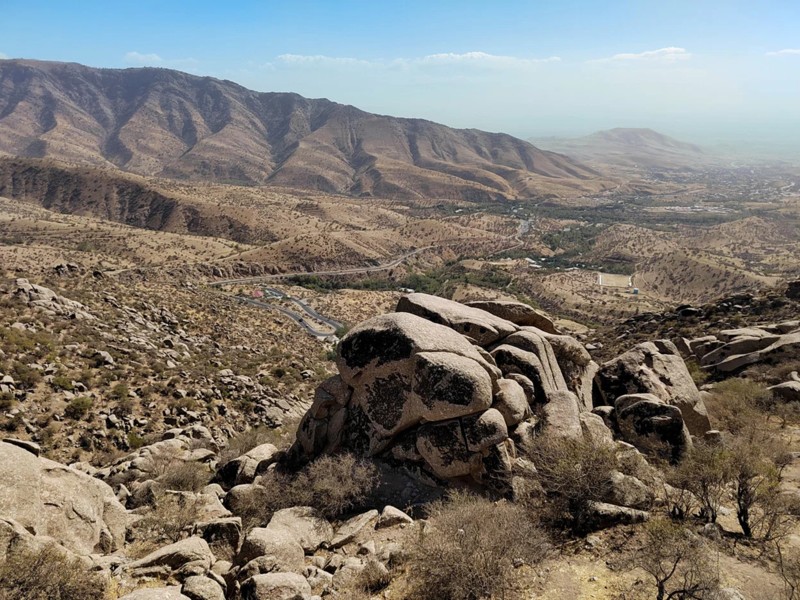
[1,0,799,147]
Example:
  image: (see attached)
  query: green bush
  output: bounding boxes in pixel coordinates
[64,396,93,420]
[51,374,74,391]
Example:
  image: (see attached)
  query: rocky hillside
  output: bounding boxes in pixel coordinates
[0,59,608,200]
[5,287,800,598]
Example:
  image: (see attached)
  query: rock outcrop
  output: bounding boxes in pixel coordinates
[594,340,710,435]
[0,440,127,555]
[291,293,702,493]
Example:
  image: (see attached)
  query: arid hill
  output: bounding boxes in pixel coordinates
[0,59,608,200]
[531,127,711,170]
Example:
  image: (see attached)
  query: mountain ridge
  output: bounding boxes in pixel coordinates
[0,58,609,200]
[530,127,712,170]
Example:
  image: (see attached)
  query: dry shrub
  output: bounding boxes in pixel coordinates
[625,519,719,600]
[0,543,107,600]
[704,378,770,434]
[156,459,211,492]
[407,492,549,600]
[219,419,299,464]
[351,558,392,594]
[233,453,379,528]
[128,492,205,551]
[524,435,617,531]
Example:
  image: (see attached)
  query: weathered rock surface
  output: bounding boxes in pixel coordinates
[464,300,558,333]
[594,340,710,435]
[124,537,215,577]
[240,572,311,600]
[397,293,517,345]
[290,294,689,496]
[265,507,332,553]
[614,394,692,461]
[0,440,127,555]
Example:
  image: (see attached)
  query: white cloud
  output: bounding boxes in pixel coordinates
[590,47,691,64]
[0,52,8,59]
[124,51,163,65]
[766,49,800,56]
[415,51,560,67]
[277,54,374,67]
[272,51,560,73]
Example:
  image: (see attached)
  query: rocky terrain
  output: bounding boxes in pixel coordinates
[2,280,800,599]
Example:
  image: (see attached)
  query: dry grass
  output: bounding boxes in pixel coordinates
[406,492,549,600]
[0,544,107,600]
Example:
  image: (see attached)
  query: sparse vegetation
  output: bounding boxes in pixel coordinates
[407,492,549,600]
[0,544,108,600]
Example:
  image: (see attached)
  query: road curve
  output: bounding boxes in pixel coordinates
[235,296,336,338]
[208,246,434,287]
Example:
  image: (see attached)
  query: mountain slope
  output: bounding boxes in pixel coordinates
[0,59,608,200]
[531,127,711,170]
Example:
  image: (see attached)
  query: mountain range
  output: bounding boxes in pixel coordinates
[531,127,710,170]
[0,59,608,200]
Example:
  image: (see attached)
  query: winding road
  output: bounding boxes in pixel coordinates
[208,246,434,287]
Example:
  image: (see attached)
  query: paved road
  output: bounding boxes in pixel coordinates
[236,296,337,338]
[208,246,433,287]
[262,286,344,330]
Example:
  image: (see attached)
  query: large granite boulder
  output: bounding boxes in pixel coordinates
[396,293,518,345]
[291,294,631,493]
[594,340,710,435]
[614,394,692,461]
[0,441,127,555]
[464,300,559,333]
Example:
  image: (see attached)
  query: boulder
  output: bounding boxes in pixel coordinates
[541,391,582,440]
[709,333,800,374]
[118,588,189,600]
[542,333,598,411]
[376,505,413,529]
[595,340,710,435]
[330,509,379,548]
[615,394,692,461]
[0,440,127,555]
[464,300,558,333]
[579,412,615,448]
[604,471,653,509]
[182,575,226,600]
[216,443,278,489]
[266,507,332,553]
[492,378,530,426]
[397,293,518,345]
[700,335,781,367]
[125,537,215,577]
[416,419,479,479]
[237,527,304,570]
[770,381,800,403]
[240,573,312,600]
[194,517,242,560]
[581,501,650,531]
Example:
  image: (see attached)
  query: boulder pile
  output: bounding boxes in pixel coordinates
[676,321,800,373]
[291,293,711,491]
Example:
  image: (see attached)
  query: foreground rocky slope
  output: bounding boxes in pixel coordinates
[1,286,799,599]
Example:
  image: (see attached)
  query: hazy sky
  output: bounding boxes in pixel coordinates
[2,0,799,145]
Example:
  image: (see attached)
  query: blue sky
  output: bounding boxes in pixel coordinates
[2,0,799,145]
